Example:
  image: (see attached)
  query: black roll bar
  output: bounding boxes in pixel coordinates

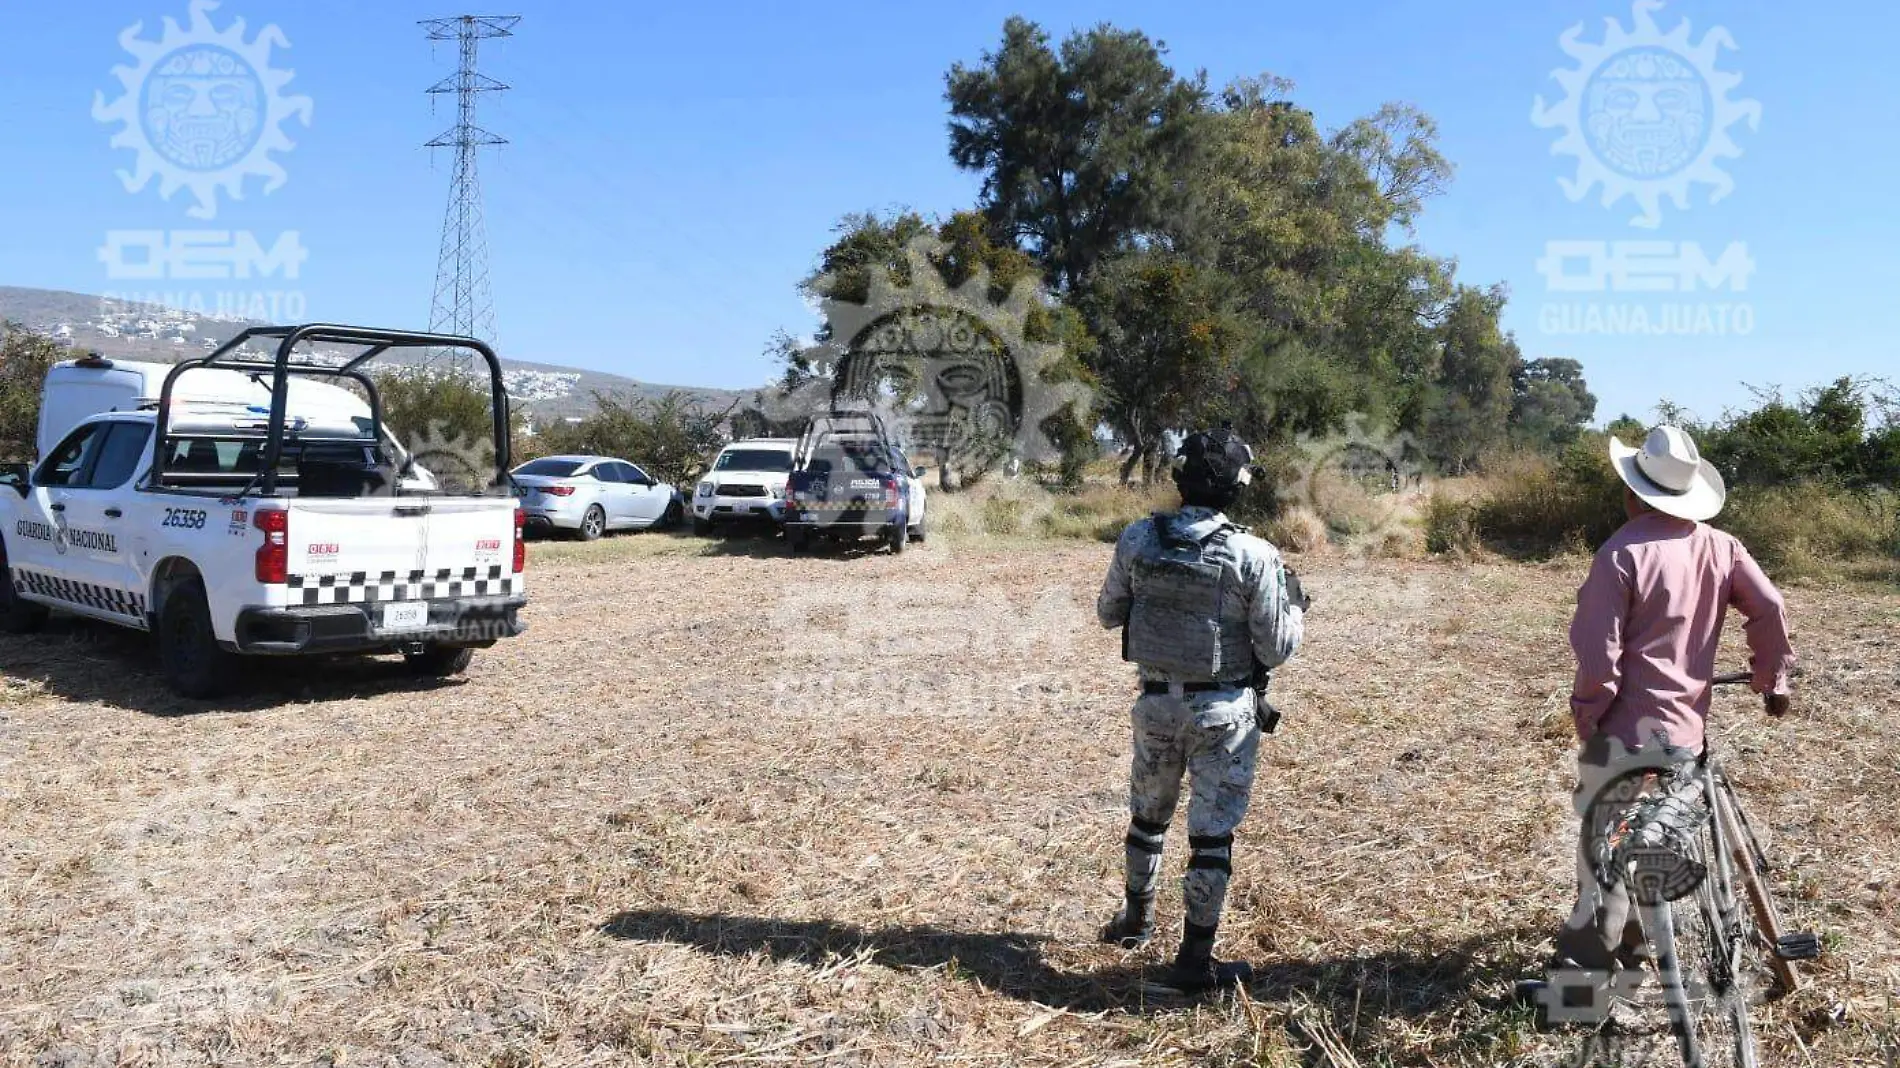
[152,324,511,496]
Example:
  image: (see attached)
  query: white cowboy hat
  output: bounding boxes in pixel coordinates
[1609,425,1727,522]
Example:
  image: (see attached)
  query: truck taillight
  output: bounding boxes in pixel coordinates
[542,485,575,496]
[254,508,289,584]
[512,506,526,573]
[883,478,900,507]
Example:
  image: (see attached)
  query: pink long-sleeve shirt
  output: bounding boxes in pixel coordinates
[1569,511,1795,750]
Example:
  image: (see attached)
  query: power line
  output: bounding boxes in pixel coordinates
[421,14,519,376]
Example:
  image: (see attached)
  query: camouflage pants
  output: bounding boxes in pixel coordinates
[1123,687,1260,934]
[1555,731,1702,970]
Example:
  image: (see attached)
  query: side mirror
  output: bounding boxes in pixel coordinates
[0,463,27,497]
[911,467,925,479]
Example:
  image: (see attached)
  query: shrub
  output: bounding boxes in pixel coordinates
[981,495,1027,535]
[1466,439,1623,556]
[0,325,64,462]
[1423,492,1479,555]
[1434,430,1900,577]
[1716,484,1900,578]
[534,390,733,489]
[1260,506,1330,554]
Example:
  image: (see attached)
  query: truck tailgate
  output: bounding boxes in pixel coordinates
[284,498,519,598]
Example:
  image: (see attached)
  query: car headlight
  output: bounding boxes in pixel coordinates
[697,482,714,498]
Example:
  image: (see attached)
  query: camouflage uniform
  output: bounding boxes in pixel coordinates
[1097,505,1304,952]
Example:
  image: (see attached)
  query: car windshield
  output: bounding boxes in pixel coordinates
[716,449,793,473]
[515,458,584,477]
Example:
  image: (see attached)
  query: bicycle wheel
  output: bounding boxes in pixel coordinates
[1662,773,1763,1067]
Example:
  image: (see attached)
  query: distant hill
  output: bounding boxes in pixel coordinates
[0,286,753,423]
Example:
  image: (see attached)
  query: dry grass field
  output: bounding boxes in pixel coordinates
[3,527,1896,1066]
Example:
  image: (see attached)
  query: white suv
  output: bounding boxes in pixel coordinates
[691,439,795,535]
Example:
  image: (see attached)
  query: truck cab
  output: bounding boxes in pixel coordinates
[690,438,796,534]
[0,327,528,698]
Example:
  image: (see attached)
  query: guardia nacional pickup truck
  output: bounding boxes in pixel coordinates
[0,325,528,697]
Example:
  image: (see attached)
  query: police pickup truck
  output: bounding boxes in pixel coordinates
[0,325,527,697]
[782,411,928,554]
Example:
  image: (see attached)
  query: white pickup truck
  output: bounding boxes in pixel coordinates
[0,325,528,697]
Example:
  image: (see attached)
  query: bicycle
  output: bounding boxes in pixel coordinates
[1581,670,1821,1067]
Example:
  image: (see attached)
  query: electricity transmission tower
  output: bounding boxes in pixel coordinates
[422,14,519,375]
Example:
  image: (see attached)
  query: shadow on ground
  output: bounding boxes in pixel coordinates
[0,614,467,717]
[601,908,1544,1019]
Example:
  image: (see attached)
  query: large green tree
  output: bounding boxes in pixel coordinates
[946,17,1206,294]
[1421,285,1519,474]
[1510,357,1598,451]
[1171,79,1456,445]
[1077,251,1250,482]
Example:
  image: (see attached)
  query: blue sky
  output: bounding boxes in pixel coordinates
[0,0,1892,425]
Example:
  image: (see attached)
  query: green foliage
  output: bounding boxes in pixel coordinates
[372,369,522,494]
[771,209,1102,489]
[1436,400,1900,577]
[1606,414,1647,446]
[535,391,732,490]
[768,16,1600,487]
[1422,492,1479,555]
[375,370,501,451]
[1717,483,1899,578]
[1420,285,1520,474]
[0,324,64,462]
[1511,357,1598,451]
[946,17,1206,293]
[1077,251,1250,482]
[1460,438,1626,556]
[1694,378,1888,489]
[1190,84,1455,444]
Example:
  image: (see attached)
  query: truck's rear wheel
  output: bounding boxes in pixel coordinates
[404,644,474,677]
[157,578,238,699]
[886,523,907,555]
[0,549,48,634]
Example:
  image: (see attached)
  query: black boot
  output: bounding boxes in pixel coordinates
[1163,924,1252,993]
[1100,890,1155,948]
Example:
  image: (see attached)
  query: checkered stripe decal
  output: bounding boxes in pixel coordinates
[12,568,147,620]
[285,565,517,607]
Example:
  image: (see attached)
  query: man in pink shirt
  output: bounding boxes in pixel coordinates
[1549,425,1795,983]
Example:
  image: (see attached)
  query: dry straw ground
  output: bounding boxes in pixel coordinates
[2,527,1896,1066]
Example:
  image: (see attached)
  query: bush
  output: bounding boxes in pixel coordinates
[1260,506,1330,554]
[1037,483,1170,541]
[1463,439,1624,556]
[0,325,64,462]
[1433,430,1900,577]
[533,391,733,489]
[1423,492,1479,555]
[1716,484,1900,578]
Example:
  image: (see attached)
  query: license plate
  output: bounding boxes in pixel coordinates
[381,601,429,631]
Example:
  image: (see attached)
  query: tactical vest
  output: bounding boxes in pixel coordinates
[1124,513,1253,679]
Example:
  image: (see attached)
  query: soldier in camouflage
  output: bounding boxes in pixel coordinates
[1095,427,1308,992]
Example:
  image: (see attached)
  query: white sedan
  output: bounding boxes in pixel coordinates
[511,455,683,540]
